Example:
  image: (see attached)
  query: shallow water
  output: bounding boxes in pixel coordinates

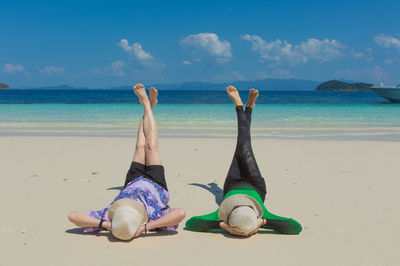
[1,90,399,140]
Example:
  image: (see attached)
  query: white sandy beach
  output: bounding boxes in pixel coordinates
[1,136,400,266]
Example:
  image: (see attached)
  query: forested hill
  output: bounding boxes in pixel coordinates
[315,80,373,91]
[0,83,10,89]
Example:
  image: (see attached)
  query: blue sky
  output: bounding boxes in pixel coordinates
[1,0,400,88]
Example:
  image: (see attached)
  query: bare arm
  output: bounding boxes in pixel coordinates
[134,208,185,237]
[68,211,111,230]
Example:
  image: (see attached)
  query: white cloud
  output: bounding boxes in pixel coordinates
[182,60,191,65]
[256,71,271,79]
[213,70,246,82]
[374,34,400,52]
[180,33,232,63]
[39,65,65,75]
[91,61,126,76]
[119,39,154,61]
[298,38,344,61]
[337,66,389,82]
[90,67,105,75]
[232,70,245,81]
[384,58,396,64]
[256,69,295,79]
[110,61,125,76]
[241,35,300,63]
[118,39,165,68]
[352,51,364,59]
[241,34,344,64]
[2,63,25,74]
[351,48,374,61]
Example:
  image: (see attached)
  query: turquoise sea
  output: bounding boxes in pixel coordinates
[1,90,400,140]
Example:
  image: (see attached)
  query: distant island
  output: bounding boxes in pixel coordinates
[315,80,373,91]
[0,83,10,90]
[19,78,320,91]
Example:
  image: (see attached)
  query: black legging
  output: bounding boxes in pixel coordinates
[223,106,267,201]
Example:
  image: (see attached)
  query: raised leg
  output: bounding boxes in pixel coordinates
[133,84,162,166]
[235,89,260,177]
[132,87,158,164]
[132,118,146,164]
[223,87,266,200]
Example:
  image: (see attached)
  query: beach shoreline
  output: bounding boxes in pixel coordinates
[1,123,400,141]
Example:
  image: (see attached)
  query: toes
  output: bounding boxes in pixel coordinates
[149,87,158,97]
[248,89,259,97]
[226,85,239,95]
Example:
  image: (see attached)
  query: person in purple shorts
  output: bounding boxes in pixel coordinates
[68,84,185,240]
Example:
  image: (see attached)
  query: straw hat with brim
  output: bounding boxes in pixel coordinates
[218,194,263,235]
[108,198,148,240]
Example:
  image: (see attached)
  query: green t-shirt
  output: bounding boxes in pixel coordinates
[185,184,302,235]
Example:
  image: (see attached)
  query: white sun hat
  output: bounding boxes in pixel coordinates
[108,198,148,240]
[218,194,263,235]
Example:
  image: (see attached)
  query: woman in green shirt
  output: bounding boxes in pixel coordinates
[185,86,302,236]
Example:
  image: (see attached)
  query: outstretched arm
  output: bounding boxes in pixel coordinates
[185,210,221,232]
[134,208,186,237]
[259,200,302,235]
[261,208,302,234]
[262,217,302,234]
[68,210,111,231]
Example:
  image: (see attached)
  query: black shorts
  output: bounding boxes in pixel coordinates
[124,161,168,191]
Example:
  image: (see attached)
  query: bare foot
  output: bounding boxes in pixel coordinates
[226,85,243,107]
[149,87,158,109]
[133,84,150,104]
[246,89,259,109]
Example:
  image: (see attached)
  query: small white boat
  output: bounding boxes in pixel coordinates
[371,83,400,103]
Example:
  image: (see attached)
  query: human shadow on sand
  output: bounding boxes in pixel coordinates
[107,186,124,191]
[65,228,177,242]
[188,182,223,205]
[219,229,279,239]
